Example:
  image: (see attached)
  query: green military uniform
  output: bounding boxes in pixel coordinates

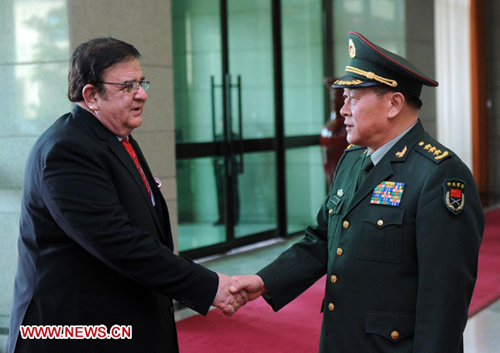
[257,32,484,352]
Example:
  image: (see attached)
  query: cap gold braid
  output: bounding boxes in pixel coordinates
[345,66,398,88]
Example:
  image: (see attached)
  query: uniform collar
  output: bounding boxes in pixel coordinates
[370,121,417,165]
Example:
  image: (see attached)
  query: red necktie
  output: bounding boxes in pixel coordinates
[121,139,151,197]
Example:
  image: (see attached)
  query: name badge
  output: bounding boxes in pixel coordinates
[331,195,341,205]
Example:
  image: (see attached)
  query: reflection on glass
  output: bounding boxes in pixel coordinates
[172,0,222,143]
[172,0,276,143]
[228,0,274,139]
[176,152,277,250]
[286,146,325,234]
[282,0,324,136]
[1,0,70,329]
[176,157,227,252]
[333,0,405,77]
[235,151,276,238]
[2,0,70,189]
[14,0,70,123]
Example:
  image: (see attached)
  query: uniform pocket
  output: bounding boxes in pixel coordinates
[365,311,415,343]
[357,207,404,262]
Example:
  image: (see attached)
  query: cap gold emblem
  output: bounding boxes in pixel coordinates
[348,38,356,58]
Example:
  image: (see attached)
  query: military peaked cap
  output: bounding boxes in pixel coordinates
[332,31,438,98]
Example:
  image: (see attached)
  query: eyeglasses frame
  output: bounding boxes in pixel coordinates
[99,80,150,93]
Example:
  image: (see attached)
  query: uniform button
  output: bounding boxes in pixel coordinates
[328,303,335,311]
[342,220,350,229]
[329,209,334,215]
[330,275,337,283]
[336,248,343,256]
[391,331,400,340]
[377,219,384,227]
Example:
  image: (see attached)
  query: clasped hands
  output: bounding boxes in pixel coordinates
[212,273,266,317]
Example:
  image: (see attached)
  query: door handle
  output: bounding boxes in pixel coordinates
[210,74,243,176]
[236,75,244,174]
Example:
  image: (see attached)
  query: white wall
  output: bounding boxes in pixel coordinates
[434,0,473,168]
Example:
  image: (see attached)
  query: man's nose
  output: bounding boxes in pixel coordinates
[135,85,148,100]
[340,103,349,117]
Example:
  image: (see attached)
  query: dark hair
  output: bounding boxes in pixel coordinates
[371,85,423,111]
[67,37,141,102]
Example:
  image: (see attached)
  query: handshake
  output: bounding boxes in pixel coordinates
[212,273,267,316]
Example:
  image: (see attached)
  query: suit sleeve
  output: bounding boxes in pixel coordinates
[413,158,484,352]
[40,138,218,315]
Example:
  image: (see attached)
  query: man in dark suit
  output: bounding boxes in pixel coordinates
[7,37,247,353]
[231,31,484,352]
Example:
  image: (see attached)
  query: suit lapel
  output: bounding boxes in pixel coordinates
[71,105,171,247]
[108,140,153,201]
[128,136,172,248]
[345,121,425,215]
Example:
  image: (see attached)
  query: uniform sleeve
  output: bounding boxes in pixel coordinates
[257,196,329,311]
[413,158,484,352]
[257,152,352,311]
[41,138,218,315]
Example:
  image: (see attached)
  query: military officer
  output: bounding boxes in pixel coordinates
[231,31,484,352]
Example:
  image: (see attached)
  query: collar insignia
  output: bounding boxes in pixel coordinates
[395,146,407,158]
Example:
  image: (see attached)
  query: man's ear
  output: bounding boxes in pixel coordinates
[387,91,405,119]
[82,84,99,111]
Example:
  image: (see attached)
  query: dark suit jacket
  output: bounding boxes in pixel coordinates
[7,104,218,353]
[258,121,484,353]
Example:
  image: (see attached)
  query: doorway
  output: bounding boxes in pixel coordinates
[172,0,327,258]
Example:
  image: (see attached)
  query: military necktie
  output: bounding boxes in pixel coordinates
[356,154,373,189]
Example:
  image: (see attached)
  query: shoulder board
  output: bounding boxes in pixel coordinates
[344,144,364,152]
[415,139,454,163]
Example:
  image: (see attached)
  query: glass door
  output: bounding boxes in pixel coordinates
[172,0,276,257]
[281,0,328,234]
[227,1,276,239]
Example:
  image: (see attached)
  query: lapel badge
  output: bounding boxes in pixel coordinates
[442,179,466,215]
[337,189,344,197]
[371,181,405,206]
[395,146,407,158]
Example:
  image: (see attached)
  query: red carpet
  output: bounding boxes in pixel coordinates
[177,278,324,353]
[177,207,500,351]
[469,206,500,316]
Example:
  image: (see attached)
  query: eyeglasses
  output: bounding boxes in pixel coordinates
[100,80,150,93]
